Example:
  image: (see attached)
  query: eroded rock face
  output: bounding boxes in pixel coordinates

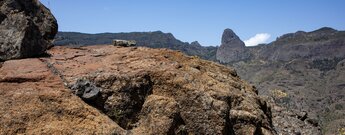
[216,29,248,63]
[0,0,58,61]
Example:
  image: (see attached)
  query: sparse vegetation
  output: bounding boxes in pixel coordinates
[338,127,345,135]
[270,89,291,104]
[109,109,125,122]
[310,57,343,71]
[271,89,288,98]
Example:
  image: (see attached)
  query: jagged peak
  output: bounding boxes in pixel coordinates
[216,28,246,63]
[222,28,241,44]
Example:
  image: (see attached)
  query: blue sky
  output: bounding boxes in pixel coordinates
[40,0,345,46]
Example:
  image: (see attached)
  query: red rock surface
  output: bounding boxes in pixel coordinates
[0,45,276,134]
[0,59,124,134]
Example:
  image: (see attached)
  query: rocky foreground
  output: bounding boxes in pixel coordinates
[0,45,278,134]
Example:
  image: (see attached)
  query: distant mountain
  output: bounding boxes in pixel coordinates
[54,31,217,61]
[216,27,345,63]
[252,27,345,62]
[217,27,345,134]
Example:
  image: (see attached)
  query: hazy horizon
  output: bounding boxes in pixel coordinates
[40,0,345,46]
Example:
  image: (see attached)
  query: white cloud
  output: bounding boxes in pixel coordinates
[244,33,271,46]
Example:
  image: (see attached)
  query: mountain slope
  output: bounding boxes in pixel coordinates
[217,27,345,134]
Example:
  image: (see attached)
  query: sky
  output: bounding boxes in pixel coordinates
[39,0,345,46]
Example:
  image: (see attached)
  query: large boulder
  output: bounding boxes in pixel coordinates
[0,0,58,61]
[216,29,248,63]
[0,45,277,134]
[43,45,277,134]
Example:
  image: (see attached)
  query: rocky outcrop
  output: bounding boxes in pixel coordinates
[0,45,277,134]
[0,0,58,61]
[216,29,248,63]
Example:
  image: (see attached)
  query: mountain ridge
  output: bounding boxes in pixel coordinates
[55,27,345,63]
[55,31,218,60]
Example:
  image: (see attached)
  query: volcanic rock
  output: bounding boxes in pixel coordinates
[216,29,247,63]
[0,59,125,134]
[70,79,101,101]
[0,45,276,134]
[0,0,58,61]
